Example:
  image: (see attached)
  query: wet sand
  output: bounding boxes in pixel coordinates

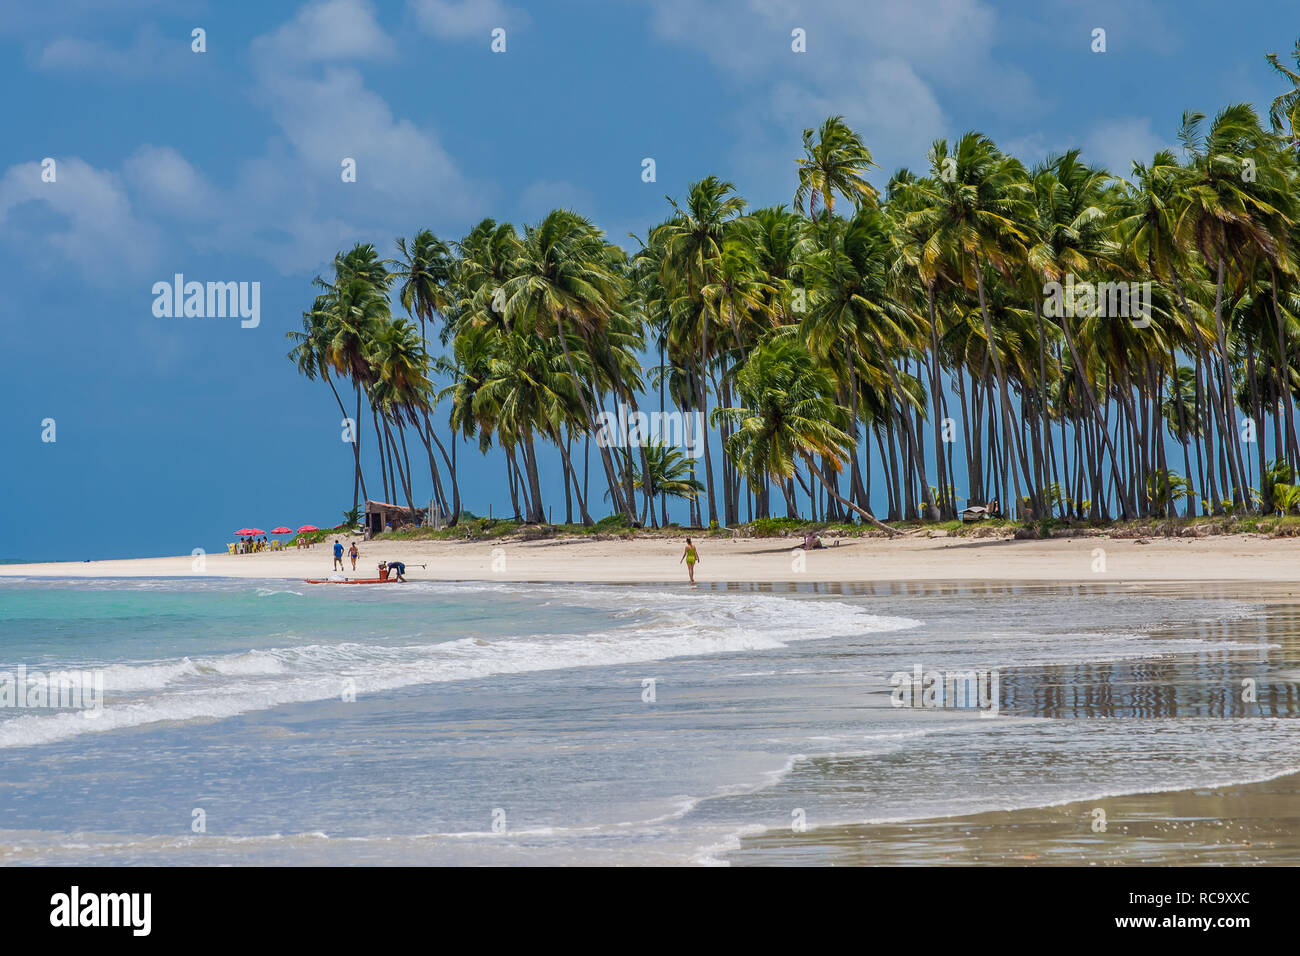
[728,581,1300,866]
[729,771,1300,865]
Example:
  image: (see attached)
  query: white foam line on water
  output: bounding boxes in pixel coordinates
[0,589,921,750]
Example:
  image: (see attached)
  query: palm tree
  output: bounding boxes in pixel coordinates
[394,229,459,522]
[655,176,747,525]
[800,207,940,520]
[719,337,901,534]
[504,209,637,524]
[903,133,1036,515]
[1174,105,1297,507]
[794,115,879,216]
[287,298,367,508]
[1160,365,1203,515]
[1267,39,1300,147]
[1030,150,1136,517]
[290,61,1300,532]
[626,443,704,526]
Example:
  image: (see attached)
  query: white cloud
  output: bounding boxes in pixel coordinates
[0,158,159,279]
[240,0,481,270]
[252,0,394,63]
[1086,117,1168,178]
[0,0,187,39]
[409,0,520,40]
[0,0,488,282]
[639,0,1036,188]
[37,25,190,76]
[256,67,464,206]
[123,145,218,218]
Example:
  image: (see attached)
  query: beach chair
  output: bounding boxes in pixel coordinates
[227,543,236,555]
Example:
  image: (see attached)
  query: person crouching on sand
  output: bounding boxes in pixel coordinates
[348,542,358,571]
[378,560,406,582]
[680,537,699,584]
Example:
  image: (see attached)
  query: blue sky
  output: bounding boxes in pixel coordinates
[2,0,1297,560]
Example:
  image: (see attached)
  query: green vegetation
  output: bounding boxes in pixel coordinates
[286,46,1300,533]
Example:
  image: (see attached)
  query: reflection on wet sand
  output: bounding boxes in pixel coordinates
[729,581,1300,866]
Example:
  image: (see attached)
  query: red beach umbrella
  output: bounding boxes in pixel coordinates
[235,528,255,536]
[247,528,265,536]
[270,526,293,534]
[296,525,319,533]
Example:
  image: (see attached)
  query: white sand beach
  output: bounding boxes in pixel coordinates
[3,532,1300,585]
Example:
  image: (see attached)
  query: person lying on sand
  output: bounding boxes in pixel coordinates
[801,532,825,550]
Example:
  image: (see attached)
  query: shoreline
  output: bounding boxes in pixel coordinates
[5,532,1300,585]
[728,769,1300,866]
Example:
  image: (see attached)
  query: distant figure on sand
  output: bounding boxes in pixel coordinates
[348,542,358,571]
[680,537,699,584]
[802,532,824,550]
[332,539,344,571]
[378,560,406,582]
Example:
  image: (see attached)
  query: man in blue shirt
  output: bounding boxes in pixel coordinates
[332,539,345,571]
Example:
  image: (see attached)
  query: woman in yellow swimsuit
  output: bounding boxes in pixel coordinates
[680,537,699,584]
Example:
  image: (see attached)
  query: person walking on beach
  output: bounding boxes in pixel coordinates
[348,542,358,571]
[332,539,345,571]
[680,537,699,585]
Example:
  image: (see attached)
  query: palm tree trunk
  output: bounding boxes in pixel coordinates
[974,264,1027,515]
[412,416,448,518]
[801,455,902,535]
[506,447,527,521]
[1211,260,1248,505]
[1270,269,1300,473]
[353,384,369,507]
[418,407,449,515]
[394,420,418,514]
[371,405,389,502]
[1194,349,1217,513]
[428,425,460,524]
[556,325,632,521]
[562,432,575,524]
[522,434,545,523]
[926,287,953,517]
[868,334,937,519]
[626,393,655,527]
[1058,311,1132,517]
[698,341,718,526]
[328,376,365,508]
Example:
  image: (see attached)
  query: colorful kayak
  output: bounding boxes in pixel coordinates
[304,577,402,584]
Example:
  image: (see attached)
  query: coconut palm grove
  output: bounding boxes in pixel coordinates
[287,44,1300,533]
